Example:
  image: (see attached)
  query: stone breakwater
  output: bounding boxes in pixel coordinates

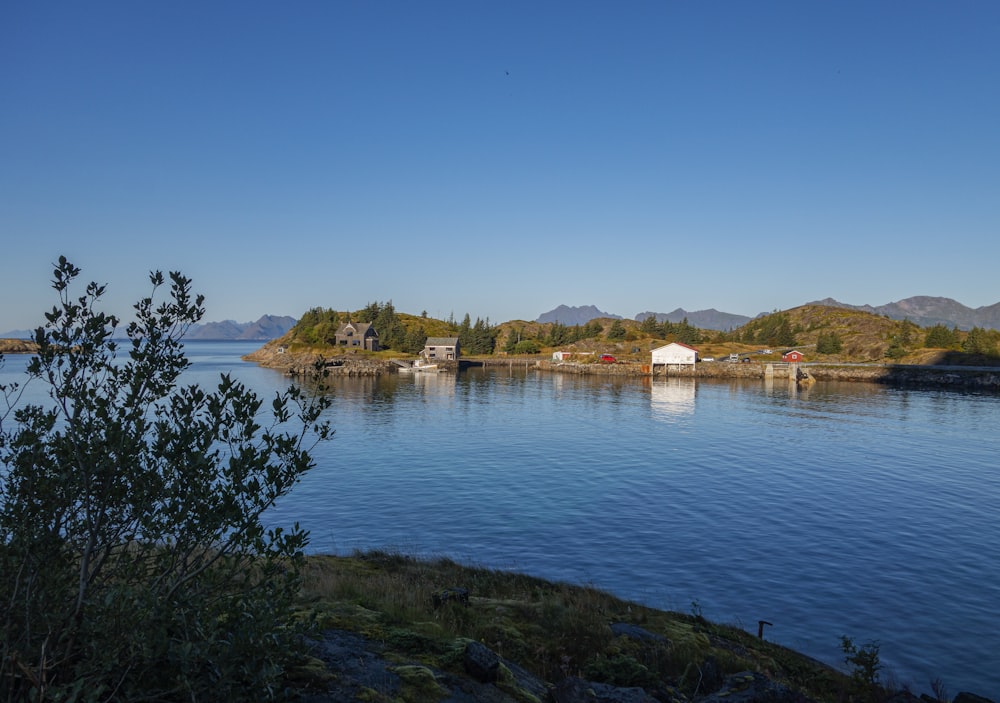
[240,343,1000,391]
[537,360,1000,390]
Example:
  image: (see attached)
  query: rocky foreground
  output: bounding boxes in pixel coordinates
[289,553,994,703]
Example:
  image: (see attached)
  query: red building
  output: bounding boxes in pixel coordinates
[782,350,804,362]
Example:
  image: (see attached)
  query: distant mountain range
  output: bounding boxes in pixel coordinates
[536,305,748,330]
[539,297,1000,332]
[0,315,297,341]
[536,305,622,326]
[186,315,297,340]
[634,308,752,331]
[805,297,1000,331]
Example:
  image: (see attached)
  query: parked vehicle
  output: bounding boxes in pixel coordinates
[599,354,616,363]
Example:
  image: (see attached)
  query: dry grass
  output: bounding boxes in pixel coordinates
[294,550,857,701]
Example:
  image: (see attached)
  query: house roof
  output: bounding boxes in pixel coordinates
[652,342,699,352]
[336,322,377,336]
[425,337,459,346]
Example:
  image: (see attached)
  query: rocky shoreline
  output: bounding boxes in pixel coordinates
[238,340,1000,392]
[7,336,993,392]
[0,338,37,354]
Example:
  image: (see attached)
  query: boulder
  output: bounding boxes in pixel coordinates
[551,676,660,703]
[463,640,549,702]
[609,622,670,645]
[697,671,812,703]
[954,694,995,703]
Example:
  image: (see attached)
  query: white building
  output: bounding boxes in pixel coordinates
[651,342,698,371]
[551,351,593,361]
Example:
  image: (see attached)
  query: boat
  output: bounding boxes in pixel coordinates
[398,359,439,373]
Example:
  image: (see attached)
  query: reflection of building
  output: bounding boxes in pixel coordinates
[651,342,698,373]
[335,322,379,351]
[412,369,457,397]
[423,337,460,360]
[650,379,696,419]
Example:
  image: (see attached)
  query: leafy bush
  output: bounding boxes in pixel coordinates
[512,340,542,355]
[0,258,331,701]
[840,636,882,700]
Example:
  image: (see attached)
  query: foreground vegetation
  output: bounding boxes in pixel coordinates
[287,549,945,702]
[1,259,331,702]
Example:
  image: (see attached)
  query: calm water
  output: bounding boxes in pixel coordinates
[2,341,998,696]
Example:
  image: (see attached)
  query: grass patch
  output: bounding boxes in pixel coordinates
[294,550,859,701]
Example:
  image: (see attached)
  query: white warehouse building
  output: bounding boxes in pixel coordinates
[651,342,698,372]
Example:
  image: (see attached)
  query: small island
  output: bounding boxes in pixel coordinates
[238,303,1000,392]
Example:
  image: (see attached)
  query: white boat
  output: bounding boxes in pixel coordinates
[398,359,439,373]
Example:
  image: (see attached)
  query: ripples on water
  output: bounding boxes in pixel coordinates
[277,367,1000,697]
[3,343,998,696]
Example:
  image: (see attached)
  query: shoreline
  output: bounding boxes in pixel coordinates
[536,358,1000,391]
[8,337,999,392]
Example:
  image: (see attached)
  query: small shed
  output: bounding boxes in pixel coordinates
[423,337,460,361]
[782,350,804,363]
[552,351,593,361]
[651,342,698,374]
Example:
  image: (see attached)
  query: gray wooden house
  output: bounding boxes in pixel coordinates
[422,337,460,361]
[335,322,379,351]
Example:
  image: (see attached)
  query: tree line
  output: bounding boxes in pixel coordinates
[290,303,499,355]
[290,305,1000,361]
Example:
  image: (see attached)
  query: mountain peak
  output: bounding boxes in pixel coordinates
[536,305,622,325]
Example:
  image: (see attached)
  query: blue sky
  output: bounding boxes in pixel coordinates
[2,2,998,332]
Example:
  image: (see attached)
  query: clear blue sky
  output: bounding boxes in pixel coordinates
[2,2,998,332]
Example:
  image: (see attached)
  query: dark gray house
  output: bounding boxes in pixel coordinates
[334,322,379,351]
[422,337,460,361]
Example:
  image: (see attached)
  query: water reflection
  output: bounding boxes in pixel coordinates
[650,379,696,420]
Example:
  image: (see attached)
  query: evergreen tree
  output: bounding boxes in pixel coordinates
[404,324,427,354]
[457,315,497,355]
[504,326,524,353]
[963,326,997,356]
[546,322,570,347]
[581,320,603,339]
[373,300,406,350]
[640,315,659,336]
[675,318,702,345]
[358,301,381,323]
[816,331,843,354]
[924,324,959,349]
[606,319,626,341]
